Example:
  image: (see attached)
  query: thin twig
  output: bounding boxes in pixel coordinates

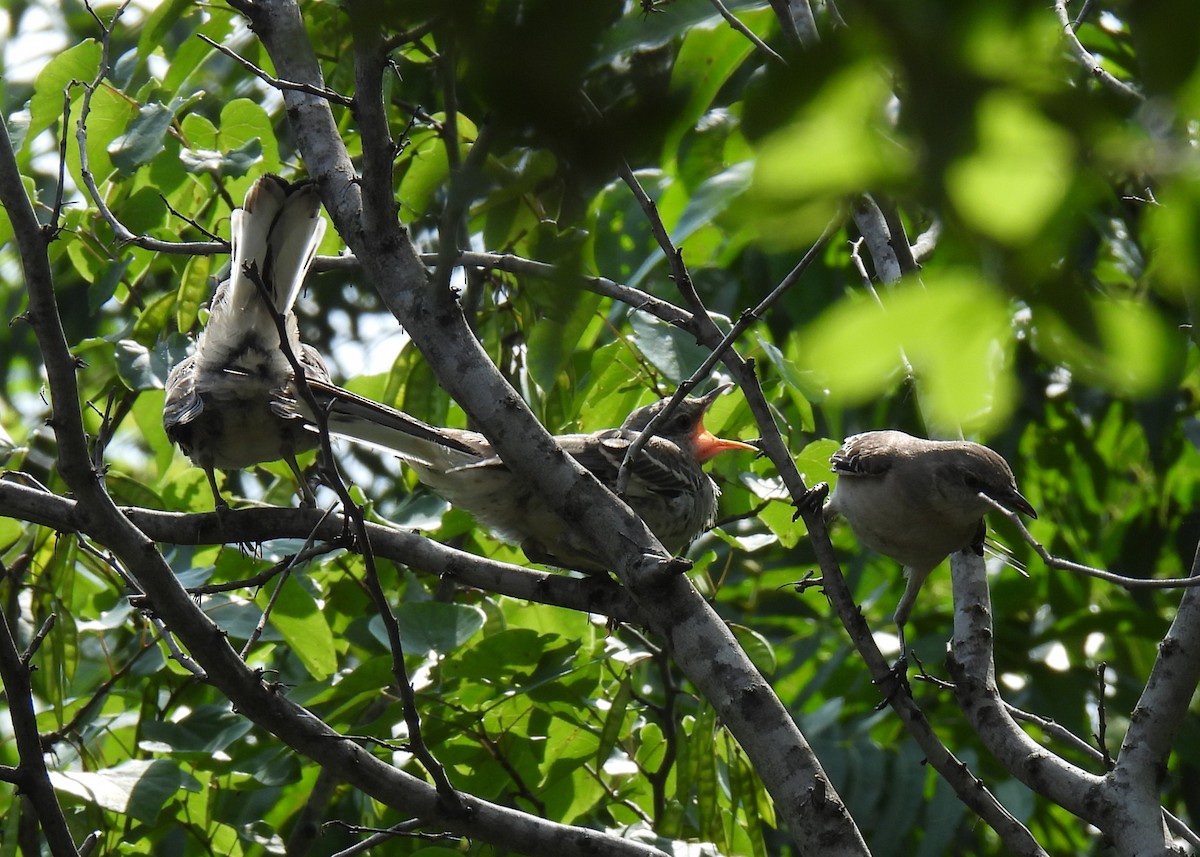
[1051,0,1142,104]
[189,539,341,595]
[75,0,218,255]
[615,212,843,496]
[147,614,206,676]
[198,34,354,107]
[0,608,80,856]
[708,0,786,65]
[19,614,55,667]
[41,637,158,747]
[980,494,1200,589]
[245,261,461,810]
[50,93,70,232]
[1093,662,1114,769]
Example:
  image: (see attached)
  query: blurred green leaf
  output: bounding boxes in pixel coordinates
[51,760,197,824]
[1033,298,1176,396]
[746,63,913,245]
[801,270,1016,433]
[946,92,1075,244]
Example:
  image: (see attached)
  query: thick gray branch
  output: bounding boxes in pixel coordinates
[248,0,865,850]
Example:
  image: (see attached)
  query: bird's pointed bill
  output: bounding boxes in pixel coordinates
[690,384,755,463]
[691,423,756,463]
[1005,489,1037,519]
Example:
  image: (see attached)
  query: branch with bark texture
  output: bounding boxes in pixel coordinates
[0,479,646,625]
[0,106,673,857]
[251,0,867,850]
[948,549,1197,854]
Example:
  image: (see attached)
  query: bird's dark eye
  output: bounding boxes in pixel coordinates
[964,473,983,490]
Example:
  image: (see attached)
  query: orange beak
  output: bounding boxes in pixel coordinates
[692,421,757,464]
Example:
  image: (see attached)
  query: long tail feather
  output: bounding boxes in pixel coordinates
[226,176,325,316]
[295,379,479,468]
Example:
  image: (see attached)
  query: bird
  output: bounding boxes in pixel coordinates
[818,430,1037,659]
[301,383,757,573]
[162,174,455,508]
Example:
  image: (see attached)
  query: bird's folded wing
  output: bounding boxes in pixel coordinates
[830,433,900,477]
[564,432,695,496]
[162,355,204,432]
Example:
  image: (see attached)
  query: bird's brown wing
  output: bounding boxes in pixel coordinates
[561,430,699,499]
[162,354,203,440]
[830,432,900,477]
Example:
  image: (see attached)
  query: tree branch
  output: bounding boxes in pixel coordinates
[0,479,646,625]
[0,608,79,856]
[945,550,1184,855]
[251,0,868,850]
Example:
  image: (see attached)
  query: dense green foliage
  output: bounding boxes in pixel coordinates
[1,0,1199,854]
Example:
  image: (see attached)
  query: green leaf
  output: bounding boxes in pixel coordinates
[665,14,762,158]
[180,137,264,177]
[140,704,252,755]
[595,671,634,770]
[801,270,1016,434]
[131,292,178,347]
[110,101,176,173]
[137,0,193,70]
[946,92,1074,244]
[540,715,602,786]
[28,42,101,142]
[50,759,196,824]
[526,283,602,393]
[176,252,212,333]
[115,339,165,391]
[1033,298,1175,397]
[76,85,140,186]
[628,312,711,384]
[373,602,486,655]
[746,63,914,245]
[729,623,777,675]
[258,579,337,680]
[105,471,166,509]
[397,128,447,215]
[218,98,279,173]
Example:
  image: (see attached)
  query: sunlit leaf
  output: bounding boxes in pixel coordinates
[800,270,1016,433]
[258,580,337,680]
[946,92,1074,244]
[51,759,197,824]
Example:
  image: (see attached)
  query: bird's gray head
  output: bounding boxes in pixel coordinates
[934,442,1037,519]
[620,384,754,463]
[620,385,728,436]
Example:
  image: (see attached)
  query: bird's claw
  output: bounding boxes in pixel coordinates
[793,482,829,522]
[777,569,823,594]
[873,651,911,710]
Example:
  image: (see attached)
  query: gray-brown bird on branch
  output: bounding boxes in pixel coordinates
[305,384,756,573]
[819,430,1037,658]
[163,178,754,572]
[162,175,454,508]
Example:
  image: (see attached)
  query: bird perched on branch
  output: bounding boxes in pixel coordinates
[163,181,754,571]
[816,430,1037,658]
[305,383,756,573]
[163,174,454,508]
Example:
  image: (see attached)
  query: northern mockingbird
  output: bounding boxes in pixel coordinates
[818,430,1037,657]
[163,175,453,508]
[301,384,756,573]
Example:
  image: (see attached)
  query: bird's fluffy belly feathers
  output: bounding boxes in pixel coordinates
[829,475,979,573]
